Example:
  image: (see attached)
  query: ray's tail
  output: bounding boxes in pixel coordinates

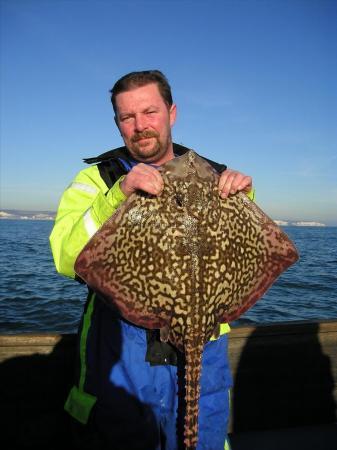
[183,339,204,450]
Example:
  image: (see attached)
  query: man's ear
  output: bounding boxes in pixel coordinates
[114,115,123,137]
[169,103,177,127]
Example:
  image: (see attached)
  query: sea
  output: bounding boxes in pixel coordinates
[0,220,336,334]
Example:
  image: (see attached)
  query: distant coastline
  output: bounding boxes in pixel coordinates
[273,219,326,227]
[0,209,329,227]
[0,210,55,221]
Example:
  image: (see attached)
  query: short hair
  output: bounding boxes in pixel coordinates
[110,70,173,113]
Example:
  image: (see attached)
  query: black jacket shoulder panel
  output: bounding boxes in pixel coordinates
[83,146,130,189]
[83,146,130,165]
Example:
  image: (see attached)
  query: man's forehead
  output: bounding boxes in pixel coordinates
[115,83,163,108]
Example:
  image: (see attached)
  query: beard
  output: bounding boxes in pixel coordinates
[127,130,171,163]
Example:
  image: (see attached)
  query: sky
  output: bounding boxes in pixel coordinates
[1,0,336,225]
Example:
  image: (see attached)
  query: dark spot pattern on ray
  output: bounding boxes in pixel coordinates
[75,151,299,449]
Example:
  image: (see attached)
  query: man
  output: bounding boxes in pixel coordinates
[50,70,253,450]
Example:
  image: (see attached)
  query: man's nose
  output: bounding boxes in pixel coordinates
[134,114,147,132]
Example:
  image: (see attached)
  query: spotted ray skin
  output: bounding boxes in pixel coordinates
[75,151,299,449]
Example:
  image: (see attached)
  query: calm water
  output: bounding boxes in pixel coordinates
[0,220,336,334]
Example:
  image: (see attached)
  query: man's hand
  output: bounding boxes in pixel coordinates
[218,168,253,199]
[120,164,164,197]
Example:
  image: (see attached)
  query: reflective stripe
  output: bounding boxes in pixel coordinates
[79,293,96,391]
[224,389,232,449]
[64,293,97,424]
[83,208,98,238]
[70,182,98,194]
[224,438,231,450]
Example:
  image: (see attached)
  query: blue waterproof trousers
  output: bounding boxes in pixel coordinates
[68,298,232,450]
[86,318,232,450]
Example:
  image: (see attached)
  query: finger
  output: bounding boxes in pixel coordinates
[135,164,163,185]
[139,171,164,195]
[237,176,253,192]
[140,179,163,196]
[219,171,237,198]
[228,174,246,194]
[140,166,164,194]
[123,164,164,196]
[218,169,234,192]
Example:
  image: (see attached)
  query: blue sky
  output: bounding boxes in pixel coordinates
[1,0,336,225]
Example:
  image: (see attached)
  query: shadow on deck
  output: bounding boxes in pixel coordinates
[0,320,336,449]
[228,321,337,449]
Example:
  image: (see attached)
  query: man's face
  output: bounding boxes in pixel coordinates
[114,83,177,164]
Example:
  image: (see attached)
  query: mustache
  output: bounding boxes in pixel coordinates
[131,130,159,143]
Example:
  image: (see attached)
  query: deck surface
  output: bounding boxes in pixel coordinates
[230,424,337,450]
